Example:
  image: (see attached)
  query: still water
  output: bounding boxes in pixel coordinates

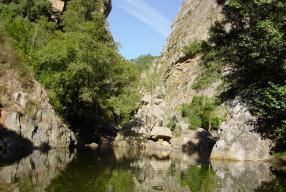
[0,147,285,192]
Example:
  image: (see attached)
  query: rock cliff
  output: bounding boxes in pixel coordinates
[130,0,272,160]
[0,69,76,154]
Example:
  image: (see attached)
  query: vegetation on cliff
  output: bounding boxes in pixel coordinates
[0,0,139,142]
[206,0,286,143]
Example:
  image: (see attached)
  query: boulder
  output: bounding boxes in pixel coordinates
[50,0,65,13]
[170,128,215,152]
[211,99,272,161]
[85,143,98,149]
[150,127,172,141]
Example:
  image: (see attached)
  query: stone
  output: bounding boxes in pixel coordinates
[85,143,98,149]
[50,0,65,12]
[130,0,223,141]
[0,69,76,155]
[141,95,152,104]
[170,128,215,152]
[12,92,28,108]
[211,99,272,161]
[150,127,172,141]
[176,121,189,132]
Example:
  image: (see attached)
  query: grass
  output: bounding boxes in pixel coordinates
[272,151,286,158]
[192,61,221,90]
[183,40,203,59]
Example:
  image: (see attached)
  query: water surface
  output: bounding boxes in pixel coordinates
[0,148,285,192]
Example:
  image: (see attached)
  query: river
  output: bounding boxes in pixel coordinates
[0,147,285,192]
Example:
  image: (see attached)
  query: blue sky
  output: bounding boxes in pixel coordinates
[108,0,183,59]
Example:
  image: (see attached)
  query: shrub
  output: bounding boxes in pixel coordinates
[181,96,226,130]
[167,117,177,131]
[183,40,202,59]
[255,83,286,139]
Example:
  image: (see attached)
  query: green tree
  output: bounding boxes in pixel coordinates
[0,0,140,142]
[131,54,158,71]
[208,0,286,141]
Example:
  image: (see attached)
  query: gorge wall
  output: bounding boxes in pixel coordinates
[127,0,272,160]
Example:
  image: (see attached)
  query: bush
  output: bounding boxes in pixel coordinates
[255,83,286,139]
[181,96,226,130]
[167,117,177,131]
[131,54,158,72]
[206,0,286,141]
[192,61,221,90]
[183,40,202,59]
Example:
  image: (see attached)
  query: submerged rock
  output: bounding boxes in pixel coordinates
[211,99,272,161]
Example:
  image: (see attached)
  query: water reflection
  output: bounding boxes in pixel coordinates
[0,149,74,192]
[0,147,285,192]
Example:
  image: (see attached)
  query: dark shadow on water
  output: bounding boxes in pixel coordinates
[0,127,33,164]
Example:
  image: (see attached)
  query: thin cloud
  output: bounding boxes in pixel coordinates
[114,0,170,37]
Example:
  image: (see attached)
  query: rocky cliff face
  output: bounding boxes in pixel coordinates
[127,0,222,149]
[131,0,272,160]
[0,69,76,155]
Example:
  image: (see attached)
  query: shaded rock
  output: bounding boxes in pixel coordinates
[211,99,272,161]
[150,127,172,141]
[170,128,215,152]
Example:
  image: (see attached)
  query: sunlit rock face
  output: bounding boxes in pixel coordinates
[50,0,65,13]
[129,0,223,149]
[131,0,272,161]
[0,69,76,156]
[211,99,272,161]
[0,149,74,192]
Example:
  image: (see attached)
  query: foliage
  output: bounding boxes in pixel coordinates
[131,54,158,72]
[0,0,140,140]
[192,60,221,90]
[206,0,286,141]
[167,117,177,131]
[181,96,226,130]
[183,40,203,59]
[255,83,286,139]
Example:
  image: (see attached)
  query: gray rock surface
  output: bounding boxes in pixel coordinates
[0,70,76,153]
[150,127,172,141]
[130,0,223,143]
[211,99,272,161]
[171,128,215,152]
